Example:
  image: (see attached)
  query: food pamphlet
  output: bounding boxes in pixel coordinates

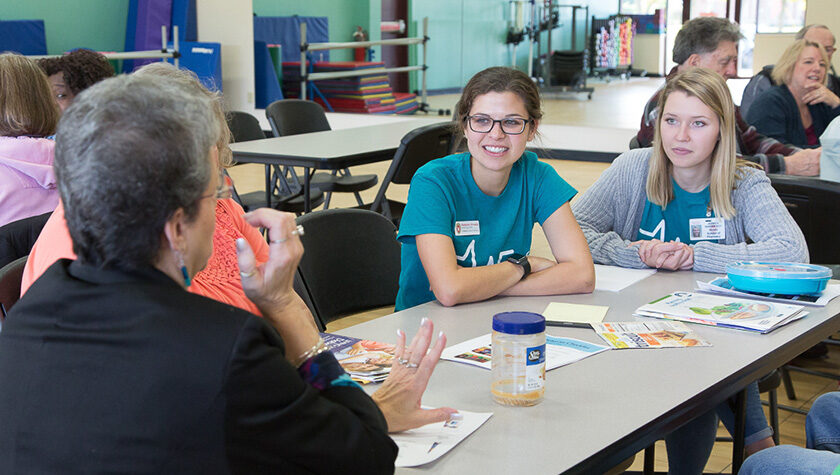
[440,334,609,370]
[321,333,396,384]
[391,410,493,467]
[697,278,840,307]
[592,321,711,349]
[634,291,806,333]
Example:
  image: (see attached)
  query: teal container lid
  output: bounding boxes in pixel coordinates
[492,312,545,335]
[726,262,833,280]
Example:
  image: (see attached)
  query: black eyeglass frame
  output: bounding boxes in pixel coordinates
[465,115,533,135]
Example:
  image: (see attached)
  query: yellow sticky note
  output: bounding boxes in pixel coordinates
[542,302,609,324]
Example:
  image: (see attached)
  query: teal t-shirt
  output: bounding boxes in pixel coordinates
[636,179,717,243]
[395,151,577,310]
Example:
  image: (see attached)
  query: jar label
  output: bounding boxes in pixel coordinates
[525,344,546,391]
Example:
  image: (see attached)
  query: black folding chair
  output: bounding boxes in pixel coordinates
[0,212,51,270]
[265,99,378,210]
[294,209,400,330]
[0,255,27,321]
[360,122,455,225]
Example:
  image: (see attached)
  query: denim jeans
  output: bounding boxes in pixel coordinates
[665,381,772,475]
[739,392,840,474]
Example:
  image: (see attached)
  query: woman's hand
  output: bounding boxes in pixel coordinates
[802,83,840,108]
[631,240,694,270]
[372,318,457,433]
[236,209,302,309]
[236,208,319,360]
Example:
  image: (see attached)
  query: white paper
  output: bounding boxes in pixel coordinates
[441,334,610,370]
[392,410,493,467]
[696,278,840,307]
[594,264,657,292]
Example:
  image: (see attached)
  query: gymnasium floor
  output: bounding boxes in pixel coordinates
[226,76,840,473]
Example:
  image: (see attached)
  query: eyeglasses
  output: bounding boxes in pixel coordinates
[467,115,532,135]
[200,169,234,201]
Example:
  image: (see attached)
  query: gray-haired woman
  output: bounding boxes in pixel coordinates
[0,73,453,473]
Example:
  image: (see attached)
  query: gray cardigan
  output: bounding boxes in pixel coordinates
[571,148,808,273]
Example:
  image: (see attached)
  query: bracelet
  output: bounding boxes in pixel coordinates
[293,337,328,368]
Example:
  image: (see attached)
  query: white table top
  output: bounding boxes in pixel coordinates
[338,270,840,474]
[229,120,449,169]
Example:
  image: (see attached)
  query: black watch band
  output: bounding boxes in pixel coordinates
[506,253,530,280]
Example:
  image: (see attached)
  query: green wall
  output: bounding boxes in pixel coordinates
[0,0,129,55]
[252,0,381,62]
[409,0,619,92]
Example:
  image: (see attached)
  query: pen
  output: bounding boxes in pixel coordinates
[427,442,440,453]
[545,321,592,329]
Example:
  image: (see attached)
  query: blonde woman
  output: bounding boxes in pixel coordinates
[746,39,840,148]
[573,68,807,472]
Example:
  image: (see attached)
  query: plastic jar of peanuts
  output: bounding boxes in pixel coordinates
[491,311,546,406]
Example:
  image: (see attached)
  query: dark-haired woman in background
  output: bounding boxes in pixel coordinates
[37,48,114,112]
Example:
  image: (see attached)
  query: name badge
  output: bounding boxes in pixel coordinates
[689,217,725,241]
[454,220,480,236]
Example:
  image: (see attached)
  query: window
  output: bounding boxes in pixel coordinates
[756,0,806,33]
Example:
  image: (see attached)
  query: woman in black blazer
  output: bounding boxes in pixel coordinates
[0,71,453,474]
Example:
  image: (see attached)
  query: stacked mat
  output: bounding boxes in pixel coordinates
[282,61,417,115]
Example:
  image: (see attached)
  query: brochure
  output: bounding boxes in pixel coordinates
[696,278,840,307]
[391,410,493,467]
[440,334,609,370]
[592,321,712,349]
[634,291,806,333]
[321,333,396,384]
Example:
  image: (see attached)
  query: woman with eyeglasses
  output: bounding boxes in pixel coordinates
[21,63,270,316]
[746,39,840,148]
[395,66,595,310]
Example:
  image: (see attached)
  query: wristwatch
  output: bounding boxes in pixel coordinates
[506,253,531,280]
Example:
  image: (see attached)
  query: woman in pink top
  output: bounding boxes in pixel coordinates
[0,53,60,228]
[22,63,270,316]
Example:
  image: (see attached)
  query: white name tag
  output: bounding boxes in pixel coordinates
[454,220,480,236]
[689,217,725,241]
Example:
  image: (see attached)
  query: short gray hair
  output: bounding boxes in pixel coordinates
[673,17,744,65]
[55,74,219,270]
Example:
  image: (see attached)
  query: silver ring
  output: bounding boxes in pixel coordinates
[291,224,305,236]
[397,358,409,366]
[239,269,256,278]
[406,363,419,369]
[270,237,287,244]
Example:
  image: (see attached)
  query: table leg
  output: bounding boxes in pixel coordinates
[264,165,271,208]
[303,167,311,213]
[732,388,746,473]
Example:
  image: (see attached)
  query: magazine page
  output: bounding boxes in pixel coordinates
[321,333,396,384]
[440,334,609,370]
[392,410,493,467]
[696,278,840,307]
[635,291,805,333]
[592,321,712,349]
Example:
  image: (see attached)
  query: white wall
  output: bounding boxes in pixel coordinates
[752,0,840,74]
[197,0,255,111]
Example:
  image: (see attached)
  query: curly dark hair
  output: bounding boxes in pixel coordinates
[36,49,114,96]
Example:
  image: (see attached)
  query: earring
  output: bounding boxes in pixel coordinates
[176,250,191,287]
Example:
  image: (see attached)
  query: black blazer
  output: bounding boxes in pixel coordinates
[0,260,396,474]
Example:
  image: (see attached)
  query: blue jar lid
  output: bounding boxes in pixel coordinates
[726,262,833,280]
[492,312,545,335]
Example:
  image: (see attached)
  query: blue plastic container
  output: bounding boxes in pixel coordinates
[726,262,833,295]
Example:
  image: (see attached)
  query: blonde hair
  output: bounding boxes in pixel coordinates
[133,62,233,167]
[0,53,59,137]
[772,39,829,86]
[648,68,757,220]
